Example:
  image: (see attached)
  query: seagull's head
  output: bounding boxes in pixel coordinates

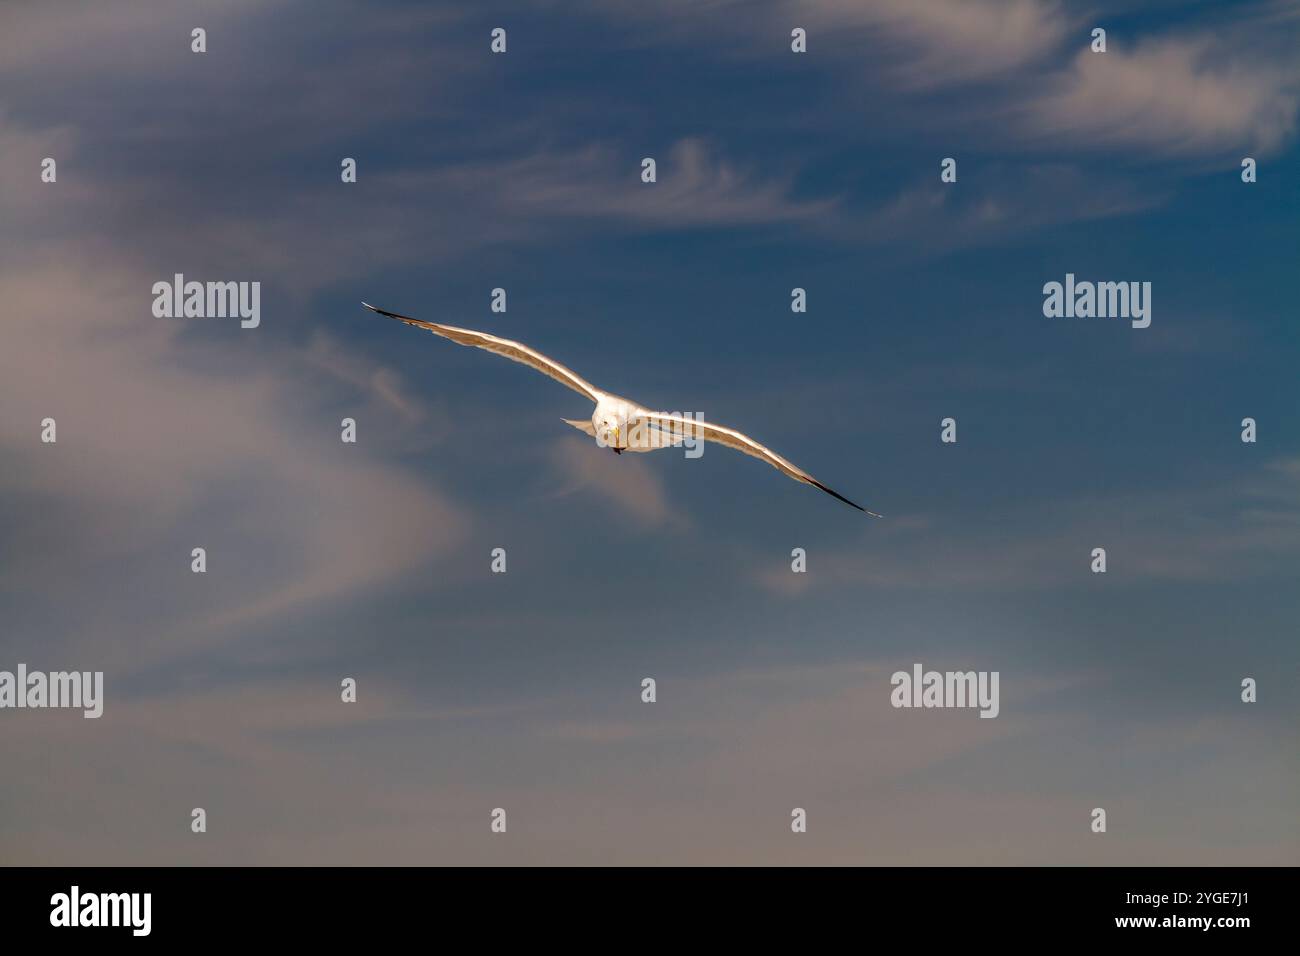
[594,413,621,448]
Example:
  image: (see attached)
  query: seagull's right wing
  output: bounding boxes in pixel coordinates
[631,410,879,516]
[362,303,603,403]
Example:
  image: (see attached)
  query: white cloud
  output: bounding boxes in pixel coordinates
[793,0,1069,87]
[588,0,1300,161]
[422,137,838,232]
[0,256,471,663]
[1024,37,1300,157]
[0,93,474,671]
[853,163,1166,250]
[545,436,686,530]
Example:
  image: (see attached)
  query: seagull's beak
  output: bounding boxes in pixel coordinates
[613,426,620,445]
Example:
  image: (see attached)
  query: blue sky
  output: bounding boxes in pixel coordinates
[1,0,1297,864]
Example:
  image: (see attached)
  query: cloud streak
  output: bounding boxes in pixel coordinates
[1023,36,1300,158]
[546,436,685,530]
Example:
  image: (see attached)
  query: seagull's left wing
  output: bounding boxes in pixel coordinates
[631,410,879,516]
[362,303,603,403]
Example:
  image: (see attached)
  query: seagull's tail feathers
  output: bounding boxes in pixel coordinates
[562,418,597,437]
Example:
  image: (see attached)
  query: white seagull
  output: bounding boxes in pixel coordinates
[362,303,879,515]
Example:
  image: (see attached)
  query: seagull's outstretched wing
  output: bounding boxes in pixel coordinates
[362,303,603,403]
[631,410,880,516]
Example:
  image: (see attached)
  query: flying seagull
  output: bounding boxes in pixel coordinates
[361,302,879,515]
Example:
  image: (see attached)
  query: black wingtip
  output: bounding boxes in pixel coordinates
[361,302,421,323]
[810,479,880,517]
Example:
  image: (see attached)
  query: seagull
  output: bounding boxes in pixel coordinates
[362,303,879,515]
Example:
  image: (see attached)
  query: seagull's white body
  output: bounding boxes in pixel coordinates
[362,303,878,515]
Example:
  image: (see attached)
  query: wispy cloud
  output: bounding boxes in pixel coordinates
[852,163,1166,250]
[1023,36,1300,158]
[0,113,474,668]
[590,0,1300,161]
[545,436,686,530]
[0,274,472,663]
[427,137,839,231]
[793,0,1069,88]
